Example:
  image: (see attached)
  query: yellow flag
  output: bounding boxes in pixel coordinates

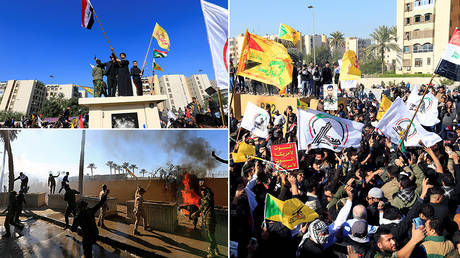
[278,24,300,45]
[339,50,361,81]
[71,118,77,128]
[153,23,170,50]
[376,94,393,121]
[265,194,318,230]
[236,29,293,91]
[79,86,94,95]
[231,142,256,163]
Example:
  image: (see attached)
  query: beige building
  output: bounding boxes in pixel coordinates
[0,80,46,116]
[158,75,192,112]
[345,37,359,55]
[187,74,212,105]
[79,90,88,98]
[303,34,324,56]
[229,34,245,64]
[0,82,7,99]
[396,0,460,74]
[45,84,80,99]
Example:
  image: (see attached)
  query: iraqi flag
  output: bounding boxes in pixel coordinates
[201,0,229,88]
[81,0,94,29]
[435,28,460,81]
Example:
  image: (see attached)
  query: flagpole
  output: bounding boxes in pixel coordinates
[397,73,436,152]
[217,88,226,126]
[141,26,156,74]
[91,6,120,65]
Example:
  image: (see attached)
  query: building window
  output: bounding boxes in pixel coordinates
[168,88,171,92]
[403,46,410,53]
[415,58,423,67]
[424,13,431,21]
[414,15,421,23]
[413,44,421,53]
[405,32,410,40]
[406,3,411,11]
[169,94,173,98]
[422,43,433,52]
[427,57,431,65]
[406,17,411,25]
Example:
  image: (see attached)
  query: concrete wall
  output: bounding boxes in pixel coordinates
[69,177,228,207]
[126,200,177,233]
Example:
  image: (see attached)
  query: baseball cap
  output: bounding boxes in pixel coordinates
[368,187,384,199]
[350,220,369,243]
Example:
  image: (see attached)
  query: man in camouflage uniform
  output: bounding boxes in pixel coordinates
[133,186,146,235]
[92,58,107,97]
[194,186,219,257]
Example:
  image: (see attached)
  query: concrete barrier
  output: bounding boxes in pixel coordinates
[126,200,178,234]
[0,192,7,207]
[46,194,80,211]
[80,196,117,217]
[215,207,228,245]
[24,193,46,209]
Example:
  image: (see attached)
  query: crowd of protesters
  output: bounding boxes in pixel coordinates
[230,61,338,97]
[159,96,227,128]
[230,82,460,257]
[0,107,88,129]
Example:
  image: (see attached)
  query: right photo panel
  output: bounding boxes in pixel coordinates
[229,0,460,257]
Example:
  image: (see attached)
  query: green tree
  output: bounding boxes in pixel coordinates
[106,161,114,175]
[330,31,345,51]
[122,162,129,174]
[140,169,147,177]
[0,130,18,192]
[366,25,401,74]
[0,111,23,122]
[360,59,383,75]
[129,164,138,174]
[87,163,96,176]
[305,46,332,66]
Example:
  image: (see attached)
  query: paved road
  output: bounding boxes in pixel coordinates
[0,216,137,258]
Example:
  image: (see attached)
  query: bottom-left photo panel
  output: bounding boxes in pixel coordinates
[0,129,228,258]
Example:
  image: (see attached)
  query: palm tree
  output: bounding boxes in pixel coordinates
[112,163,118,174]
[129,164,138,174]
[329,31,345,51]
[122,162,129,174]
[0,131,18,192]
[366,25,401,74]
[106,161,114,175]
[87,163,96,176]
[140,169,147,177]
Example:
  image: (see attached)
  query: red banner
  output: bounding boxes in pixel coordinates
[270,143,298,170]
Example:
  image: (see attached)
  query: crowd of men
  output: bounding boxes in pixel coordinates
[230,61,339,97]
[158,96,227,128]
[230,83,460,257]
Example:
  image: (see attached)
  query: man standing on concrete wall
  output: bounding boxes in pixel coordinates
[64,184,80,229]
[48,172,60,195]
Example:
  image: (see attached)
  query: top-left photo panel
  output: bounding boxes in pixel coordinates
[0,0,229,129]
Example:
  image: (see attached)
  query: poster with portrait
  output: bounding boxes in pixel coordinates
[323,84,338,110]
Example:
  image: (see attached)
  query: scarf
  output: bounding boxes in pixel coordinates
[396,186,415,203]
[297,219,329,257]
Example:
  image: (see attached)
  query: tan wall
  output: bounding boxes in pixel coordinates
[69,177,227,207]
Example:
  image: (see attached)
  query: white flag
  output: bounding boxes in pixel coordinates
[406,85,439,127]
[297,108,364,152]
[201,0,229,89]
[241,102,270,138]
[376,97,441,147]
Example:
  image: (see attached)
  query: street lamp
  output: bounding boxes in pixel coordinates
[308,5,316,66]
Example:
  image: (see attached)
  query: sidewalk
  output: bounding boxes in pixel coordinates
[21,208,228,257]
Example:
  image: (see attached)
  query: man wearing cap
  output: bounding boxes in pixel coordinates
[343,220,373,257]
[342,205,379,240]
[97,184,109,228]
[367,187,384,225]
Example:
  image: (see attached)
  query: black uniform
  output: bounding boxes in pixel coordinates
[48,174,59,194]
[72,193,108,258]
[117,59,133,96]
[64,187,80,228]
[14,192,26,223]
[104,60,118,97]
[130,66,143,96]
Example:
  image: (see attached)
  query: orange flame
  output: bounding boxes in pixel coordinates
[180,173,200,215]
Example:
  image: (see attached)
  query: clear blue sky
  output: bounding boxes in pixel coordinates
[0,0,227,87]
[230,0,395,38]
[7,129,228,182]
